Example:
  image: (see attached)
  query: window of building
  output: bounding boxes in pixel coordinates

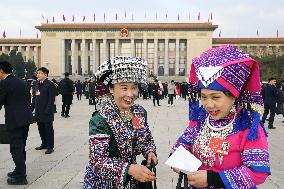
[78,42,81,51]
[135,42,143,58]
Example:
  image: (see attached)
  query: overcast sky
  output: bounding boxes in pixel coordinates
[0,0,283,38]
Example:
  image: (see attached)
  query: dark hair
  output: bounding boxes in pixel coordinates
[268,77,276,82]
[64,72,70,77]
[37,67,49,76]
[223,91,234,97]
[171,80,174,83]
[0,61,13,74]
[32,75,37,80]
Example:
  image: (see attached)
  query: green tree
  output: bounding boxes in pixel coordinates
[25,59,37,79]
[13,52,26,78]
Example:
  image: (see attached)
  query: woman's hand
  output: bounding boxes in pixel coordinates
[187,170,208,188]
[128,164,156,182]
[171,167,180,174]
[147,152,158,166]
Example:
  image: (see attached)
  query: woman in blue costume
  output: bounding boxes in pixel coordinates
[83,56,158,189]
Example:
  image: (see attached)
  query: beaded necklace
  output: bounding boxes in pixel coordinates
[120,110,132,122]
[192,113,236,167]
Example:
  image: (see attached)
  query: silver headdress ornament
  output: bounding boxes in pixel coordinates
[95,56,148,86]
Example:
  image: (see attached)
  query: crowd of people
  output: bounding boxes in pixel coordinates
[2,44,284,188]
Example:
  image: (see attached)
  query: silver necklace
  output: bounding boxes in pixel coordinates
[193,114,236,167]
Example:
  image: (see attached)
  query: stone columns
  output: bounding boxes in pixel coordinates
[115,39,120,56]
[61,40,65,74]
[164,39,169,76]
[131,39,135,57]
[186,39,191,77]
[102,39,107,61]
[143,39,148,61]
[92,39,96,74]
[81,39,86,75]
[154,39,158,75]
[71,39,76,75]
[175,39,180,76]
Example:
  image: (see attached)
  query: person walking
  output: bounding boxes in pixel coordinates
[167,80,176,107]
[83,56,157,189]
[32,67,57,154]
[0,60,33,185]
[152,79,160,106]
[75,80,83,100]
[58,72,74,118]
[261,77,278,129]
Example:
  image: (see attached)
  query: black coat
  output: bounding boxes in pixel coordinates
[58,77,74,105]
[32,79,56,122]
[262,84,278,106]
[0,75,33,128]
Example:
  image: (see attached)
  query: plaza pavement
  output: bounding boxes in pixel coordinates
[0,96,283,189]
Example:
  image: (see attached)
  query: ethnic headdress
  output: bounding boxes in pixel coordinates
[189,44,263,112]
[95,56,148,86]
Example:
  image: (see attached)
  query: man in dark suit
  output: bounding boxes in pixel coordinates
[32,67,56,154]
[0,61,33,185]
[58,72,74,118]
[262,77,278,129]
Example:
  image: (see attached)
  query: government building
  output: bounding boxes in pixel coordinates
[0,23,284,81]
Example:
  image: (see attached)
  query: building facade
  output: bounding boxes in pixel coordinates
[0,23,284,81]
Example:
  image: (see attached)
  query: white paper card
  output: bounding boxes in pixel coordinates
[165,145,202,174]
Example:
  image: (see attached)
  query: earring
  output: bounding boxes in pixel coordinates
[230,105,236,114]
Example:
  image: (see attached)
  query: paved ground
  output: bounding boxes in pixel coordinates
[0,96,283,189]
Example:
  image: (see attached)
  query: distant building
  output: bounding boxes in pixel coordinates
[0,23,284,81]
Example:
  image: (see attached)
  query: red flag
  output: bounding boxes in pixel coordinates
[218,29,221,37]
[257,30,259,37]
[2,31,6,38]
[72,15,75,22]
[83,16,86,22]
[63,14,66,22]
[198,12,200,21]
[115,13,118,21]
[277,29,279,38]
[104,13,105,22]
[52,16,55,23]
[178,14,180,21]
[93,13,96,22]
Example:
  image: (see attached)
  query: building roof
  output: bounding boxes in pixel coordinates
[213,38,284,44]
[35,23,218,31]
[0,38,41,44]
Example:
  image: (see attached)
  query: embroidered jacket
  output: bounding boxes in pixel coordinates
[83,100,156,189]
[173,107,270,189]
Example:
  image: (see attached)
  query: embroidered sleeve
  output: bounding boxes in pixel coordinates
[141,111,157,158]
[88,116,129,188]
[172,120,199,152]
[219,125,270,189]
